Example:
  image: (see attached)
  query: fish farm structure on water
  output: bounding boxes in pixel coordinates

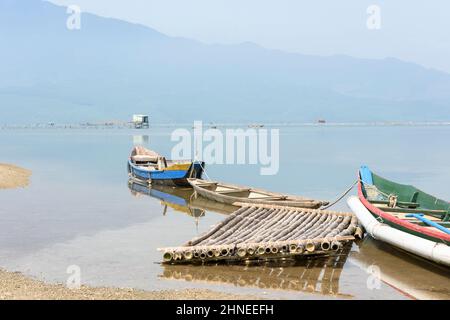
[159,203,362,264]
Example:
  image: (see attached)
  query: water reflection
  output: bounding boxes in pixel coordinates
[128,180,237,217]
[1,127,449,299]
[160,244,353,298]
[349,237,450,300]
[132,135,149,146]
[128,180,352,297]
[129,180,450,299]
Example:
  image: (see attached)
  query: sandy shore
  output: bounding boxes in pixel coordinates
[0,269,258,300]
[0,163,31,189]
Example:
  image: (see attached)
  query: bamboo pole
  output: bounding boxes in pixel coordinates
[267,212,318,242]
[276,213,321,242]
[206,208,279,245]
[160,203,358,264]
[186,206,254,246]
[225,208,282,244]
[203,207,272,245]
[233,209,301,244]
[243,209,300,242]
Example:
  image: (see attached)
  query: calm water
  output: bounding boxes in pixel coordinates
[0,126,449,299]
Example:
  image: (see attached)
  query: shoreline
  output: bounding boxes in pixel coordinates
[0,268,258,300]
[0,163,31,189]
[0,163,258,300]
[1,121,450,130]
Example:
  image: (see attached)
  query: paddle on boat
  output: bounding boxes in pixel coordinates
[128,146,204,187]
[347,166,450,267]
[188,178,329,209]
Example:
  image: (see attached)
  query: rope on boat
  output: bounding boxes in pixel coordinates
[158,204,358,264]
[193,155,211,181]
[321,179,360,210]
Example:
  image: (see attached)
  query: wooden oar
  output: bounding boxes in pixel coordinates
[372,205,447,219]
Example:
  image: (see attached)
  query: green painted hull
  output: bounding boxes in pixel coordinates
[358,166,450,246]
[371,173,450,221]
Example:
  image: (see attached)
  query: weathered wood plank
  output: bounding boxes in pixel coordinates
[373,205,446,218]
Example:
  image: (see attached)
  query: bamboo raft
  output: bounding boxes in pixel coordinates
[161,243,353,297]
[159,203,361,264]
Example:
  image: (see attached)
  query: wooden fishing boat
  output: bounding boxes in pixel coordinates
[357,166,450,245]
[188,178,329,209]
[349,166,450,266]
[127,146,204,187]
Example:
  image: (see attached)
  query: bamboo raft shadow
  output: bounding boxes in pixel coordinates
[160,243,353,298]
[158,203,362,264]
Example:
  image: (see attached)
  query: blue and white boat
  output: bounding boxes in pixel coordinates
[128,146,204,186]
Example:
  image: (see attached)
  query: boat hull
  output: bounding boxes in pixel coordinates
[128,160,204,187]
[357,168,450,246]
[348,196,450,267]
[189,179,326,209]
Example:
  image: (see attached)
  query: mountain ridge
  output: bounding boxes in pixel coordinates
[0,0,449,124]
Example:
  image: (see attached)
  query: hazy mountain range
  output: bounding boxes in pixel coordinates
[1,0,450,124]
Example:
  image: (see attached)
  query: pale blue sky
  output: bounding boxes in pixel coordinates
[49,0,450,73]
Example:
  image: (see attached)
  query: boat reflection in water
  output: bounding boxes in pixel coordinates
[160,245,353,298]
[129,179,353,298]
[128,179,237,220]
[349,237,450,300]
[129,179,450,299]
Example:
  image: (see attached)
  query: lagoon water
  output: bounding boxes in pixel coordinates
[0,125,449,299]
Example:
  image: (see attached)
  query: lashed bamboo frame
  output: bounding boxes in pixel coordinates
[159,204,359,264]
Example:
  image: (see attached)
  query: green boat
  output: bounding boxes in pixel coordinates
[357,166,450,246]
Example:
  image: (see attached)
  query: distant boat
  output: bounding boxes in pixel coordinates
[248,124,264,128]
[317,119,326,124]
[127,146,204,186]
[188,178,329,209]
[347,166,450,266]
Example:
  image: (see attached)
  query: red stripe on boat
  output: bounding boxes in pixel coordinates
[357,181,450,242]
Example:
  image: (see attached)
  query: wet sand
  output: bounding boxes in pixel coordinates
[0,164,31,189]
[0,268,259,300]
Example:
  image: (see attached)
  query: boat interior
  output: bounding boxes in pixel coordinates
[130,146,191,171]
[191,179,299,201]
[360,167,450,234]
